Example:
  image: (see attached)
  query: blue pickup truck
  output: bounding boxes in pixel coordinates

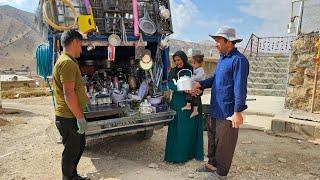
[35,0,175,140]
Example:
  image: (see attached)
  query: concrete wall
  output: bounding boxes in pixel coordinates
[285,32,320,111]
[0,80,36,91]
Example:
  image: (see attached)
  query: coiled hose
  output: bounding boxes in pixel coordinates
[35,43,52,78]
[42,0,78,31]
[35,43,56,108]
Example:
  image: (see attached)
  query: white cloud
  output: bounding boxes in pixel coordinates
[237,0,290,36]
[170,0,221,41]
[238,0,290,20]
[170,0,199,39]
[0,0,37,12]
[238,0,320,36]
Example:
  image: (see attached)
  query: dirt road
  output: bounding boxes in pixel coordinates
[0,97,319,180]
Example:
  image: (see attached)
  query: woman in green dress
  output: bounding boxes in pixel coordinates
[164,51,204,163]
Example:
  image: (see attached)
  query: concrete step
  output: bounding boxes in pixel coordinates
[247,82,287,90]
[250,61,288,68]
[247,88,286,96]
[248,77,287,84]
[271,109,320,138]
[249,57,289,62]
[249,71,288,79]
[250,66,288,73]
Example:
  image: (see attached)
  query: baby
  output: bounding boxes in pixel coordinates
[181,54,205,118]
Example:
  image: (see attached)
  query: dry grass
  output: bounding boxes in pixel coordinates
[1,87,51,99]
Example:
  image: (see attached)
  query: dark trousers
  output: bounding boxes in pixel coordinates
[55,116,86,180]
[207,118,239,176]
[185,94,199,107]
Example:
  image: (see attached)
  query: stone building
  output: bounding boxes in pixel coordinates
[285,32,320,112]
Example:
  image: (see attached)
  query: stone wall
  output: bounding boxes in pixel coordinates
[0,82,2,113]
[285,32,320,111]
[202,58,217,78]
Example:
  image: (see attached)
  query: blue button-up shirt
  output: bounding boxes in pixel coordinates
[200,48,249,119]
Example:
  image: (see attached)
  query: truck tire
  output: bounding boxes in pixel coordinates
[137,129,154,140]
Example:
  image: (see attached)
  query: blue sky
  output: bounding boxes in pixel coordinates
[169,0,292,45]
[0,0,292,46]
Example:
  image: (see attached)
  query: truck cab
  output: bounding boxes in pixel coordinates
[35,0,175,140]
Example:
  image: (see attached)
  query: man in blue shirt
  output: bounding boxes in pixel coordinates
[194,26,249,179]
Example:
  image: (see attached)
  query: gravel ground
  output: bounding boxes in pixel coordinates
[0,97,320,180]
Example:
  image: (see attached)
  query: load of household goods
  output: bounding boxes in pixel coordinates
[37,0,173,115]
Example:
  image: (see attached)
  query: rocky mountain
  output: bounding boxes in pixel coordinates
[168,38,245,58]
[0,5,43,72]
[169,38,218,58]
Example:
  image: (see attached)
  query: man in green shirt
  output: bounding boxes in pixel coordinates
[53,30,89,180]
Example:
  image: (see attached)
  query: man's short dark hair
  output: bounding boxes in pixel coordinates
[61,30,83,47]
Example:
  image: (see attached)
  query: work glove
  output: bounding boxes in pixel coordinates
[77,118,88,134]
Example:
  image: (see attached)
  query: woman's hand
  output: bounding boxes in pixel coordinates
[184,90,197,97]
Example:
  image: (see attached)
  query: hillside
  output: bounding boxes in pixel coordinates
[169,38,218,57]
[0,5,43,72]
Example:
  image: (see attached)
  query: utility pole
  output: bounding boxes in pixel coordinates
[288,0,305,36]
[296,0,305,35]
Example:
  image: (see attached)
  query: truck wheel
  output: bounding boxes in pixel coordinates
[137,129,154,140]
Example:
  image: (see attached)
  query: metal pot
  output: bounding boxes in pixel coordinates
[147,95,162,105]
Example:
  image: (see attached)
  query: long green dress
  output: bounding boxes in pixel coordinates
[164,53,204,163]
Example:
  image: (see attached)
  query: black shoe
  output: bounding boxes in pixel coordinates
[72,175,90,180]
[196,165,217,173]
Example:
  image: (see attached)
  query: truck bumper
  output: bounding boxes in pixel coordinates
[85,110,175,140]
